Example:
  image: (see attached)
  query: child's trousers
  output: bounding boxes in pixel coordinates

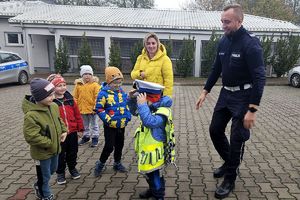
[57,132,78,174]
[82,114,100,138]
[99,125,125,163]
[35,155,58,198]
[146,170,165,199]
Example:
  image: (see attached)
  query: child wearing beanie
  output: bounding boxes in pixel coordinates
[47,74,84,185]
[94,66,131,176]
[127,79,176,200]
[22,78,67,200]
[73,65,101,147]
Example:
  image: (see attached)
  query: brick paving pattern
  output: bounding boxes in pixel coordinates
[0,84,299,200]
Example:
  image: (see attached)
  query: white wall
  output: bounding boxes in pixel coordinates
[0,18,26,59]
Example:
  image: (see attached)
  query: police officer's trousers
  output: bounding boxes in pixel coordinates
[209,88,251,181]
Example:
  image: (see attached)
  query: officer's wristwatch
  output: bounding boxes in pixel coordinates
[248,107,258,113]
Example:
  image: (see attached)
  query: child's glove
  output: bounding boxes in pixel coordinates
[128,89,138,99]
[60,132,67,142]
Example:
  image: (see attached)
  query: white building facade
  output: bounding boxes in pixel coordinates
[1,1,300,76]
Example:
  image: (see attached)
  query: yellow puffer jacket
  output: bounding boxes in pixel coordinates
[73,76,101,114]
[131,44,174,97]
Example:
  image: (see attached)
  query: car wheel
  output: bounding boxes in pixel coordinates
[290,74,300,88]
[18,71,28,85]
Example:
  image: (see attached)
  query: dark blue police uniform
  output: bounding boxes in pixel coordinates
[204,26,265,182]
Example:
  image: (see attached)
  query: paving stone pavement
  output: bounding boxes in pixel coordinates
[0,84,299,200]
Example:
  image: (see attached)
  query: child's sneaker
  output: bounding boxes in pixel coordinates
[113,162,127,172]
[94,160,105,177]
[69,168,81,179]
[78,136,90,145]
[42,194,54,200]
[91,137,98,147]
[33,182,42,199]
[57,173,66,185]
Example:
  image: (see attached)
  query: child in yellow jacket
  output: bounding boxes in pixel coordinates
[73,65,101,147]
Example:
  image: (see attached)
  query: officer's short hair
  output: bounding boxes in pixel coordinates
[223,4,244,21]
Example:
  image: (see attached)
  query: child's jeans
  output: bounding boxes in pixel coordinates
[82,114,100,138]
[35,155,58,198]
[146,170,165,199]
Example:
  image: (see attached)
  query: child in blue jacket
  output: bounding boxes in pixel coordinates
[128,80,174,200]
[94,66,131,176]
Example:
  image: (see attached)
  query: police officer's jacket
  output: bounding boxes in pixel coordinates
[204,26,265,105]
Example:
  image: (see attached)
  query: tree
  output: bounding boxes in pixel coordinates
[78,32,93,69]
[260,35,273,69]
[271,35,300,77]
[54,38,70,74]
[164,36,173,58]
[252,0,295,22]
[108,41,122,69]
[183,0,298,23]
[201,30,221,77]
[175,36,195,77]
[130,40,143,69]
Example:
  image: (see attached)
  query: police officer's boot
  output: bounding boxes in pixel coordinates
[214,178,235,199]
[213,163,227,178]
[139,179,153,199]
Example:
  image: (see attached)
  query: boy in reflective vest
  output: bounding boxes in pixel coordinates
[128,80,174,200]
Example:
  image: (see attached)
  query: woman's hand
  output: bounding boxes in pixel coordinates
[140,71,146,79]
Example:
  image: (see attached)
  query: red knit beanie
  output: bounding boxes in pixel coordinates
[48,74,66,87]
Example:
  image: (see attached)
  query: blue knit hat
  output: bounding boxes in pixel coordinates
[30,78,55,101]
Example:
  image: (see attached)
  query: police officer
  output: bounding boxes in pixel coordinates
[196,4,265,199]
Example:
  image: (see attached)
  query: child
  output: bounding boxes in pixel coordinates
[128,79,175,200]
[22,78,67,200]
[94,66,131,176]
[47,74,84,185]
[73,65,101,147]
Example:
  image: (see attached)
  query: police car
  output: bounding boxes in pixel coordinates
[288,65,300,88]
[0,51,30,85]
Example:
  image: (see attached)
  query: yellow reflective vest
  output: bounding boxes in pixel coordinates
[134,107,175,173]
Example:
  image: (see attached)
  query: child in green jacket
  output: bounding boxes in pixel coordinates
[22,78,67,200]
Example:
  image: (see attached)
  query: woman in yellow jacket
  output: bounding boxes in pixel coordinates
[131,32,174,97]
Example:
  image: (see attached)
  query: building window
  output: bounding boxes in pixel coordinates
[65,37,105,56]
[5,33,24,46]
[65,36,105,72]
[111,38,142,58]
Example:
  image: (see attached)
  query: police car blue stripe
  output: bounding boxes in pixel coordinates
[0,61,28,72]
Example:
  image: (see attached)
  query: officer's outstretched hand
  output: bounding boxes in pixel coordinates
[196,90,208,110]
[243,112,256,129]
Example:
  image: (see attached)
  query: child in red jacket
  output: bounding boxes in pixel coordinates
[47,74,84,185]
